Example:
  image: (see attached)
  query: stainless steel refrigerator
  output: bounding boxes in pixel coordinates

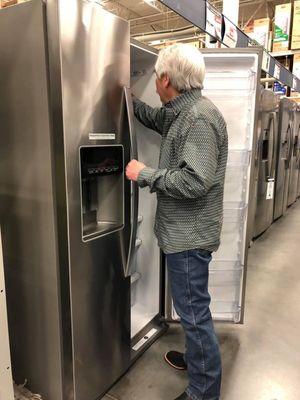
[274,98,295,220]
[0,2,265,397]
[287,102,300,205]
[253,89,278,237]
[296,104,300,198]
[0,2,166,400]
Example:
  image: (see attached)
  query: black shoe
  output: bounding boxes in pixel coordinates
[164,351,187,370]
[174,392,190,400]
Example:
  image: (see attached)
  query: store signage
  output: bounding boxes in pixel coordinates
[206,3,222,40]
[262,52,271,73]
[223,17,238,47]
[274,64,281,80]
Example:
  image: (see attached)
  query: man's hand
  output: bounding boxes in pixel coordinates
[126,159,146,182]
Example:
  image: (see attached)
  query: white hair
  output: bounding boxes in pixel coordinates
[155,44,205,92]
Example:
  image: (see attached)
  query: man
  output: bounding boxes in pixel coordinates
[126,44,228,400]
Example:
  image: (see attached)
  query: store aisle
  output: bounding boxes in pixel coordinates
[104,200,300,400]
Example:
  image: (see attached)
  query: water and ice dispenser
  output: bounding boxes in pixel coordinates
[80,145,124,241]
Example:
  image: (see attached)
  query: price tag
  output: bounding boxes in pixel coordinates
[262,52,270,73]
[274,64,281,80]
[266,178,275,200]
[293,77,297,91]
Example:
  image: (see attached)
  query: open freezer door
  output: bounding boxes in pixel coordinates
[165,49,262,324]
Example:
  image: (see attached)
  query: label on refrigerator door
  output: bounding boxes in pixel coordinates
[89,133,116,141]
[266,178,275,200]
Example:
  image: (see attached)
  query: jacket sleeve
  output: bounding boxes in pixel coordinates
[133,98,166,135]
[137,117,219,199]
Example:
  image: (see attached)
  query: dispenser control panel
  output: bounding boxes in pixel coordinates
[80,146,123,179]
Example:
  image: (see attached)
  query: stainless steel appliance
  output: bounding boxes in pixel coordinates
[253,89,278,237]
[274,98,295,220]
[0,227,14,400]
[0,2,166,400]
[297,104,300,198]
[0,3,267,397]
[287,102,300,205]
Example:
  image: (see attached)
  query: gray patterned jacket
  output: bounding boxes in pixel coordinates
[134,88,228,254]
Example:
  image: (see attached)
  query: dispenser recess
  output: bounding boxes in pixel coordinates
[80,145,124,241]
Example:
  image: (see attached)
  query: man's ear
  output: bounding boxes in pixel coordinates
[162,74,171,88]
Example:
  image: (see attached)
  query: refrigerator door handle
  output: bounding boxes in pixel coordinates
[295,123,300,165]
[124,86,139,278]
[268,112,276,178]
[288,123,294,168]
[285,123,293,169]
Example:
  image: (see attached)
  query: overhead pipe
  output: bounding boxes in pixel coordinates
[133,26,201,42]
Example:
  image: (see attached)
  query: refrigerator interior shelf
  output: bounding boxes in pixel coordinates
[209,268,243,287]
[227,149,250,166]
[223,204,248,220]
[210,260,243,270]
[213,205,247,261]
[211,306,241,323]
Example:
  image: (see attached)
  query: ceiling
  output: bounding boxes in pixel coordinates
[99,0,294,43]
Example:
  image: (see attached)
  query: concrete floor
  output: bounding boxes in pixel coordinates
[103,200,300,400]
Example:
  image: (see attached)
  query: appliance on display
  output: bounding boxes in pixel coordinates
[0,1,264,398]
[0,228,14,400]
[253,89,278,238]
[287,102,300,206]
[291,104,300,200]
[0,2,167,400]
[274,98,295,220]
[296,104,300,199]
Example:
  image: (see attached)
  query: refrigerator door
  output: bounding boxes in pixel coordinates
[274,98,294,219]
[287,102,299,206]
[0,2,66,399]
[58,2,132,399]
[166,49,262,323]
[254,90,278,237]
[130,41,166,355]
[0,228,14,400]
[296,106,300,198]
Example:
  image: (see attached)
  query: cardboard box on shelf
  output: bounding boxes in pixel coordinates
[244,20,254,39]
[253,18,271,50]
[0,0,17,7]
[291,1,300,49]
[273,3,292,52]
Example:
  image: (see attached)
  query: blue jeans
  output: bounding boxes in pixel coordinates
[166,249,222,400]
